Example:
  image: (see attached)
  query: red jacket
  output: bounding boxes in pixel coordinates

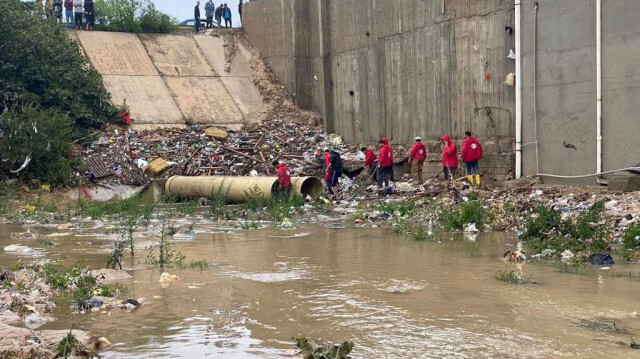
[276,163,291,189]
[378,137,394,167]
[409,142,427,161]
[441,134,458,167]
[323,152,331,181]
[461,136,483,163]
[364,149,376,168]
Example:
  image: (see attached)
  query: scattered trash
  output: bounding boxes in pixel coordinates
[463,223,479,233]
[4,244,34,253]
[281,218,294,229]
[561,249,575,262]
[589,253,615,266]
[159,272,179,285]
[146,158,170,176]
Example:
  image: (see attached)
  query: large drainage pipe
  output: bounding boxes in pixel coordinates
[164,176,323,203]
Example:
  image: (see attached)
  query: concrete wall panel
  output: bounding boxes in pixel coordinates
[102,75,183,125]
[139,34,214,76]
[521,0,596,183]
[601,0,640,171]
[164,77,245,125]
[219,77,264,121]
[76,31,157,75]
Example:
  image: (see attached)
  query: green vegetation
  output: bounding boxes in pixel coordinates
[55,331,95,358]
[0,0,118,185]
[209,182,231,217]
[390,219,435,241]
[294,337,354,359]
[0,181,19,214]
[39,262,114,309]
[107,238,126,270]
[619,223,640,261]
[187,260,209,270]
[520,201,610,259]
[95,0,178,33]
[441,200,489,231]
[242,185,305,221]
[77,195,153,220]
[243,185,267,211]
[0,106,77,185]
[146,215,185,269]
[377,200,416,217]
[494,270,535,284]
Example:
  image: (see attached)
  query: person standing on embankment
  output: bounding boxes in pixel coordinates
[377,137,394,188]
[408,136,427,182]
[73,0,83,30]
[362,146,377,183]
[194,1,201,33]
[205,0,215,28]
[330,150,344,199]
[215,4,223,28]
[461,131,483,186]
[64,0,73,29]
[441,134,458,180]
[223,3,232,28]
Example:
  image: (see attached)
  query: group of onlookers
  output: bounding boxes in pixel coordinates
[49,0,94,30]
[196,0,241,32]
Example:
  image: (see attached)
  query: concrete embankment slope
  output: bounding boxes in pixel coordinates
[71,31,263,129]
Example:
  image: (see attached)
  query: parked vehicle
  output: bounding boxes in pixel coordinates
[179,18,218,28]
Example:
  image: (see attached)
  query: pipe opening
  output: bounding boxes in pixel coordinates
[297,177,323,198]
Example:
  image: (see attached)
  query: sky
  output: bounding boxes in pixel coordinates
[153,0,243,25]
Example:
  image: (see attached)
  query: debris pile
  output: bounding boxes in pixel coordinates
[79,118,353,185]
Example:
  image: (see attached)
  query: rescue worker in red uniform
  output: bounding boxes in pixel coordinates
[377,137,394,188]
[273,160,292,195]
[461,131,483,186]
[323,148,331,195]
[361,146,378,182]
[408,136,427,182]
[441,134,458,180]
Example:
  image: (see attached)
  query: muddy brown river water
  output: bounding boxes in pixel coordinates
[2,219,640,358]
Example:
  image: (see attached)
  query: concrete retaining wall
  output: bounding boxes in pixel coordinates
[521,0,640,185]
[244,0,516,179]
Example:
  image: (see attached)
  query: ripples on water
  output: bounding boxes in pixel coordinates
[2,223,640,358]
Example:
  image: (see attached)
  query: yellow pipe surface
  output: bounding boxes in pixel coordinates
[165,176,322,203]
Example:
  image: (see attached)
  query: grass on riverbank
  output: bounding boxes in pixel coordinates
[441,200,491,231]
[519,200,611,260]
[619,223,640,262]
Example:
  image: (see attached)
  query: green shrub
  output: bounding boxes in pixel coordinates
[521,201,610,256]
[441,200,488,231]
[94,0,177,33]
[0,106,75,185]
[620,223,640,261]
[0,0,117,133]
[377,200,416,217]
